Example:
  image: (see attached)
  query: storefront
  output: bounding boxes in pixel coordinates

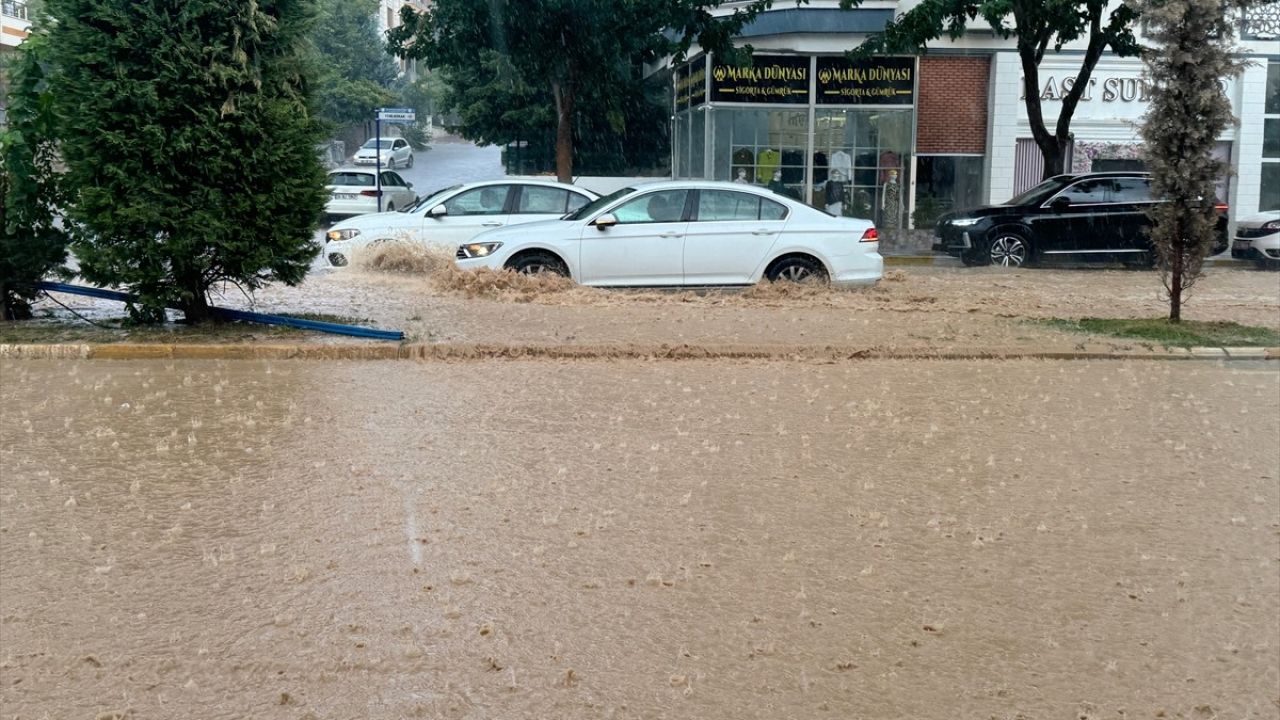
[674,53,916,231]
[988,54,1242,206]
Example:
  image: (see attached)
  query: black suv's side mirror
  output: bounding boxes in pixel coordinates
[1049,196,1071,212]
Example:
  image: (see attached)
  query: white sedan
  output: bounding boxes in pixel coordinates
[324,168,418,219]
[353,137,413,168]
[454,181,883,287]
[1231,210,1280,269]
[323,180,598,268]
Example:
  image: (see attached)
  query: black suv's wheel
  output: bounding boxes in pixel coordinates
[507,251,569,277]
[988,231,1031,267]
[766,255,829,283]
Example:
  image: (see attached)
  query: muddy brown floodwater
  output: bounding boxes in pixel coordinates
[2,359,1278,718]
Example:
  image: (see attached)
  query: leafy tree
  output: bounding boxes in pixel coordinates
[0,34,68,320]
[311,0,401,128]
[41,0,328,323]
[1138,0,1243,322]
[842,0,1141,179]
[388,0,775,182]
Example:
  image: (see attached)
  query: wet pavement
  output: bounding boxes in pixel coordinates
[2,358,1277,718]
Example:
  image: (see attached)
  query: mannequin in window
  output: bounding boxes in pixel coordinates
[825,169,846,216]
[830,150,852,184]
[881,169,902,230]
[767,169,790,197]
[733,167,750,184]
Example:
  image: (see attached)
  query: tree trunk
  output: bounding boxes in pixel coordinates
[1017,4,1109,180]
[1168,247,1183,323]
[179,273,213,324]
[551,78,574,184]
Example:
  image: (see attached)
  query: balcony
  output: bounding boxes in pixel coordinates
[1,1,27,20]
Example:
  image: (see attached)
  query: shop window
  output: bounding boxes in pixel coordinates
[914,155,983,226]
[711,108,809,195]
[812,109,912,227]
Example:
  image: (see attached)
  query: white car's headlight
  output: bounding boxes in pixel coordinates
[950,217,982,227]
[460,242,503,258]
[1263,220,1280,231]
[327,228,361,243]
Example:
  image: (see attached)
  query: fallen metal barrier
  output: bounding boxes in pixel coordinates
[35,281,405,342]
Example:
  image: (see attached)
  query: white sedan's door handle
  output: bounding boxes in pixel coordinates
[751,228,773,235]
[481,221,503,227]
[659,232,683,238]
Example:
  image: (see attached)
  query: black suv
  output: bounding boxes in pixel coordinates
[933,172,1228,267]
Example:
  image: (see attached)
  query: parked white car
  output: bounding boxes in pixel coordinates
[454,181,883,287]
[323,180,598,268]
[325,168,418,219]
[1231,210,1280,269]
[353,137,413,168]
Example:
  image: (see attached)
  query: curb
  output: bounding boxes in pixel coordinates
[880,255,1255,268]
[3,343,1278,363]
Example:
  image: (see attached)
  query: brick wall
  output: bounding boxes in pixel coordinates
[917,56,990,154]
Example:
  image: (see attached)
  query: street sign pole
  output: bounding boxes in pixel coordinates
[374,115,383,213]
[373,108,415,215]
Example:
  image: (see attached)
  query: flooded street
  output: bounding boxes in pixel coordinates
[2,359,1278,718]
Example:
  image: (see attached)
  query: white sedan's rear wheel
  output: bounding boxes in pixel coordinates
[766,256,829,284]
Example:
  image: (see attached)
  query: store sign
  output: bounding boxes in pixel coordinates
[710,55,809,104]
[1017,61,1239,122]
[816,56,914,105]
[675,56,707,110]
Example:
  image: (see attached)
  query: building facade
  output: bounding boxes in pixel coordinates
[671,1,1280,236]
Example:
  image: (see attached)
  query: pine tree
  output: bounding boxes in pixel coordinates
[43,0,328,323]
[1138,0,1243,322]
[0,34,69,320]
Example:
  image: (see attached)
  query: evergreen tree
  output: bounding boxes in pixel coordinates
[0,34,69,320]
[1138,0,1243,322]
[44,0,328,323]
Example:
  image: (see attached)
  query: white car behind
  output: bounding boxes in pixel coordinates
[454,180,883,287]
[325,168,418,219]
[1231,210,1280,269]
[353,137,413,169]
[323,180,598,268]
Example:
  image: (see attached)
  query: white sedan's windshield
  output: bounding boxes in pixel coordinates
[361,139,393,149]
[565,187,634,221]
[403,185,461,213]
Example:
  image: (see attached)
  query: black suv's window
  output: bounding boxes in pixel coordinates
[1008,176,1073,206]
[1058,179,1110,205]
[1111,177,1154,203]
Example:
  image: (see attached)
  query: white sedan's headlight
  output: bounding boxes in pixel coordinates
[459,242,503,258]
[327,228,361,243]
[1263,220,1280,231]
[950,217,982,227]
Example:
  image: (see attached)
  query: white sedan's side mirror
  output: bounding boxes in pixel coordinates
[593,213,618,230]
[429,205,447,218]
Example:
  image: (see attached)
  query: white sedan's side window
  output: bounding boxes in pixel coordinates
[518,186,571,214]
[567,193,591,213]
[445,186,510,216]
[760,198,788,220]
[697,191,761,221]
[612,190,689,224]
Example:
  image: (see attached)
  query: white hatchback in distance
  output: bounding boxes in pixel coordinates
[323,180,598,268]
[454,181,883,287]
[353,137,413,168]
[325,168,418,219]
